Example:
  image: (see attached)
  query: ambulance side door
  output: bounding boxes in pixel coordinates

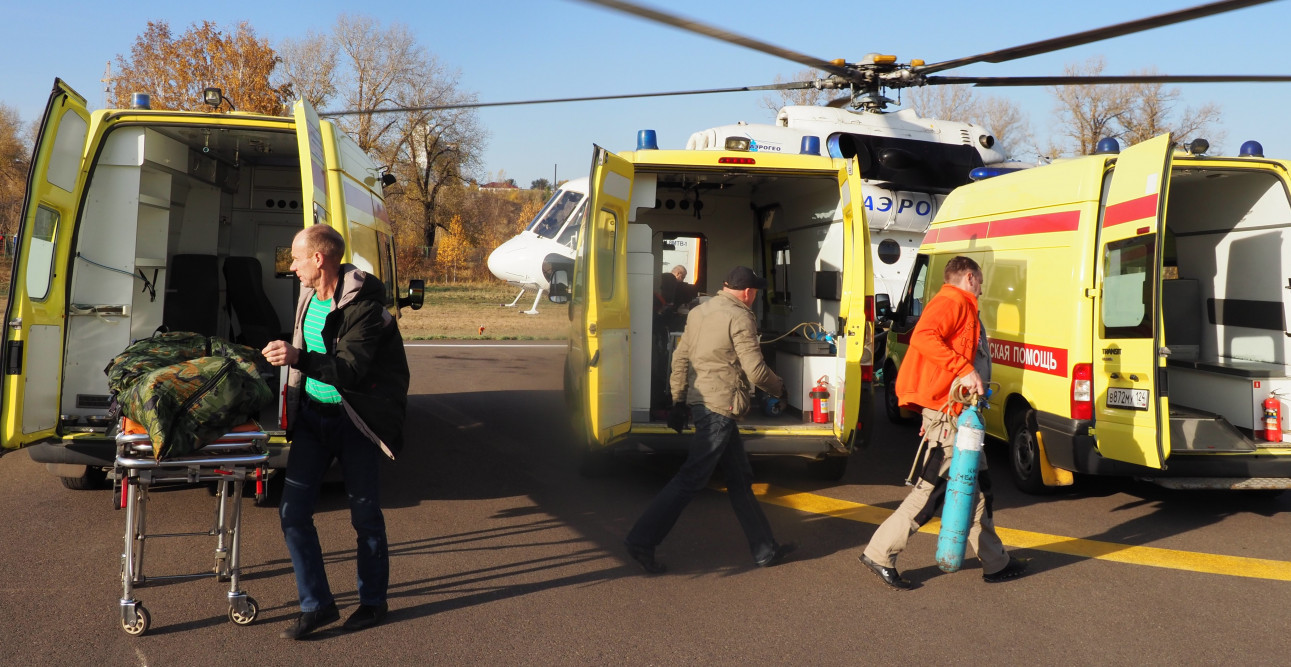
[293,100,330,229]
[1093,134,1173,469]
[2,80,91,449]
[836,158,874,447]
[582,146,633,445]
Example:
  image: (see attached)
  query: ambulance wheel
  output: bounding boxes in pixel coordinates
[883,363,915,424]
[228,596,258,625]
[1008,410,1052,495]
[59,466,108,490]
[122,605,151,636]
[807,455,848,481]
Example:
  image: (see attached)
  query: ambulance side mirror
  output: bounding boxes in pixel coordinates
[399,279,425,310]
[549,269,571,304]
[875,293,892,325]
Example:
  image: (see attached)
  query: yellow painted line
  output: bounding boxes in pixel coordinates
[747,484,1291,582]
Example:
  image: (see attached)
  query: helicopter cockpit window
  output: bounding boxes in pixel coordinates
[555,199,588,248]
[528,190,584,239]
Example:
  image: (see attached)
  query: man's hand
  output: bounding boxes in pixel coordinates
[667,403,690,433]
[958,369,985,397]
[261,340,300,368]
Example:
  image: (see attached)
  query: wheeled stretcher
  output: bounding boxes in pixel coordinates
[114,418,269,636]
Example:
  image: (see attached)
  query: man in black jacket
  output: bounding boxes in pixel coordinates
[262,224,409,639]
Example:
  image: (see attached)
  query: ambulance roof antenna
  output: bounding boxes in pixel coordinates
[100,61,111,109]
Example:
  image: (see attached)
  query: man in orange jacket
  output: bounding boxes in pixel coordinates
[859,256,1028,590]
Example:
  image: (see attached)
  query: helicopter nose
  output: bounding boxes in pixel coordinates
[487,237,529,283]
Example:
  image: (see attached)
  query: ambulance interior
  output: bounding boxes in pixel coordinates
[58,124,316,433]
[624,169,848,426]
[1158,167,1291,447]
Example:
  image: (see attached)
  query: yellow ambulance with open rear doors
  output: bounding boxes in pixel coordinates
[552,131,876,480]
[883,133,1291,492]
[2,79,423,490]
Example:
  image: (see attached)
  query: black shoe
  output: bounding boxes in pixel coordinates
[625,543,667,575]
[279,602,340,640]
[983,556,1031,583]
[755,542,797,568]
[859,554,913,590]
[342,602,388,632]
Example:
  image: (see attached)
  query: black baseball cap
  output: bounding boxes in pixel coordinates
[724,266,767,290]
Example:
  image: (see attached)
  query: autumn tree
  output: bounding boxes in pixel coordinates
[434,214,472,283]
[1047,57,1222,157]
[274,31,337,108]
[907,86,1033,158]
[109,21,292,115]
[0,103,32,239]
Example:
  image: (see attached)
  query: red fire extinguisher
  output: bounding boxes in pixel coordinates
[1264,392,1282,442]
[810,376,831,424]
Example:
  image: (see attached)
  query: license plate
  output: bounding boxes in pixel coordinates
[1107,387,1149,410]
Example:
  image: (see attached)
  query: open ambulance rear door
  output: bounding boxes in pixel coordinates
[1093,133,1173,469]
[835,158,874,448]
[580,146,633,446]
[2,80,91,451]
[293,100,330,229]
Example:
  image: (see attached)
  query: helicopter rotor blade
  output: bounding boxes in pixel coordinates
[925,74,1291,87]
[919,0,1278,74]
[570,0,852,79]
[319,82,818,117]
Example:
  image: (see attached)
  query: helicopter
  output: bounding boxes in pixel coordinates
[454,0,1291,314]
[485,177,588,314]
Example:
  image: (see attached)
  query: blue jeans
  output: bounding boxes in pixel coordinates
[280,401,388,612]
[626,405,777,563]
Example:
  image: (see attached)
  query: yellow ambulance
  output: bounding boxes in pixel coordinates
[883,133,1291,492]
[3,80,423,489]
[553,132,875,480]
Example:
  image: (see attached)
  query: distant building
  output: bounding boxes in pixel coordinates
[480,181,520,192]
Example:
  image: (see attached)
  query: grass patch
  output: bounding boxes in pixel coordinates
[399,282,569,340]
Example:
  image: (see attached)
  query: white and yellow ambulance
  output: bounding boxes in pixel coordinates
[883,133,1291,492]
[2,80,422,489]
[553,132,875,480]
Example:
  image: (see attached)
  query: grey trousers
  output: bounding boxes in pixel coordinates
[862,407,1010,575]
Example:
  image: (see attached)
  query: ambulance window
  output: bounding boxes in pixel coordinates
[377,231,395,306]
[595,208,617,300]
[1102,235,1155,338]
[573,212,590,305]
[26,205,59,301]
[898,254,930,325]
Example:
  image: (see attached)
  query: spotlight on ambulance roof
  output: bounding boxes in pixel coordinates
[131,93,151,110]
[800,136,821,156]
[725,136,752,151]
[203,87,224,108]
[1187,138,1210,156]
[1094,137,1120,155]
[637,129,659,150]
[1240,140,1265,158]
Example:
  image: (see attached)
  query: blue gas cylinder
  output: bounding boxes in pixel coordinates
[935,402,986,573]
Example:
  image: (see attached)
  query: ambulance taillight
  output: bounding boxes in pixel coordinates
[1071,363,1093,420]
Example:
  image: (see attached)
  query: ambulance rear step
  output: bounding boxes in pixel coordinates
[1143,477,1291,491]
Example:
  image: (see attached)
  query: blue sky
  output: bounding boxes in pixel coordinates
[3,0,1290,186]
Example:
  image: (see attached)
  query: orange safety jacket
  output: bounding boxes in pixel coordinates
[895,283,980,416]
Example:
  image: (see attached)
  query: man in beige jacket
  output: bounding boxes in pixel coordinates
[625,266,795,574]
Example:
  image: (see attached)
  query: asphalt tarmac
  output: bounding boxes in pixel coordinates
[2,341,1289,664]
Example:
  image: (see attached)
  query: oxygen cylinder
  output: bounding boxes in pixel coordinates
[935,401,986,573]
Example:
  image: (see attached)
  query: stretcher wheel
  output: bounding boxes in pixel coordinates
[228,596,258,625]
[122,605,151,636]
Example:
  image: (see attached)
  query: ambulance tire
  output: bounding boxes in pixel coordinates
[59,465,108,490]
[807,455,848,481]
[1008,409,1054,495]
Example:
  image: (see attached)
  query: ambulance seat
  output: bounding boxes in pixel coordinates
[222,256,283,349]
[162,254,220,336]
[1162,278,1201,362]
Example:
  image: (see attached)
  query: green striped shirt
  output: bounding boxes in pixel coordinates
[303,295,342,404]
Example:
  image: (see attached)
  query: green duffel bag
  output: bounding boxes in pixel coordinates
[105,333,274,461]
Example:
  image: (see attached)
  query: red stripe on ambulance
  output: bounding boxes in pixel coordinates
[989,340,1069,377]
[1102,193,1158,228]
[925,211,1080,244]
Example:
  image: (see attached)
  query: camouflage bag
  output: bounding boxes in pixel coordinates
[105,332,274,461]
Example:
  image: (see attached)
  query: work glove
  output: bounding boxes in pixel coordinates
[667,403,690,433]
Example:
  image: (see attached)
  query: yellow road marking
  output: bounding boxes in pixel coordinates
[749,484,1291,582]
